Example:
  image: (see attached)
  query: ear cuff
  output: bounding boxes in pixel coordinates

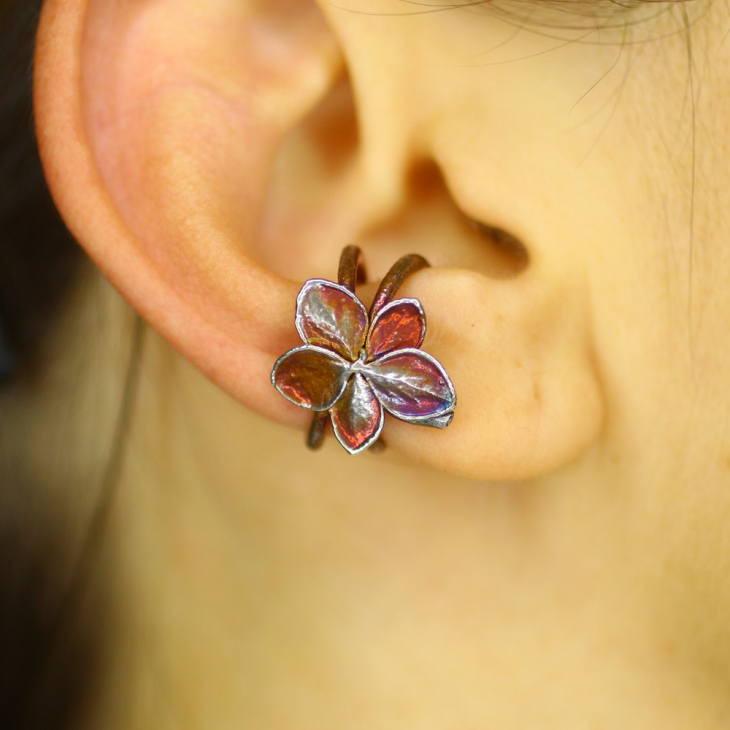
[271,246,456,455]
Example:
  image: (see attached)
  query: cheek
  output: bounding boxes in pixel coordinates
[427,4,730,423]
[420,0,730,624]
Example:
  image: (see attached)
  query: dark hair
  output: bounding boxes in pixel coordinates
[0,0,97,727]
[0,0,83,380]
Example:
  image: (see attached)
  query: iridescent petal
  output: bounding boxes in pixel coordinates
[366,298,425,360]
[295,279,368,361]
[412,410,454,430]
[330,374,384,454]
[363,348,456,422]
[272,345,350,411]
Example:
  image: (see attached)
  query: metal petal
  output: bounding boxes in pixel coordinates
[366,298,425,360]
[363,348,456,423]
[330,374,384,454]
[272,345,350,411]
[411,410,454,429]
[295,279,368,361]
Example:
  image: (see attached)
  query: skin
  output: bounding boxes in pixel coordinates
[26,0,730,726]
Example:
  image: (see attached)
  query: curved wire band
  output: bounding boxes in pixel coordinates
[369,252,429,317]
[338,244,367,292]
[307,410,329,450]
[307,246,431,451]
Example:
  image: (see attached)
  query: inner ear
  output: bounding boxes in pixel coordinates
[406,163,530,279]
[256,68,362,281]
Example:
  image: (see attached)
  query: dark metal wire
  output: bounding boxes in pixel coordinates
[307,410,328,450]
[337,244,366,292]
[368,253,430,318]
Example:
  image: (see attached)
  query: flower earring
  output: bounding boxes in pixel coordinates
[271,246,456,454]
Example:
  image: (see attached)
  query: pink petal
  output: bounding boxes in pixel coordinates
[363,348,456,422]
[272,345,350,411]
[330,374,384,454]
[295,279,368,361]
[366,298,425,360]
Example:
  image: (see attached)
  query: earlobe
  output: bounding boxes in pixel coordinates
[387,267,604,480]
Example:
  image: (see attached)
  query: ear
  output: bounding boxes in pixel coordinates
[34,0,604,480]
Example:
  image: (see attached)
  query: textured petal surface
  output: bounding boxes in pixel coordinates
[363,349,455,421]
[366,298,425,360]
[412,410,454,429]
[330,374,384,454]
[272,345,350,411]
[295,279,368,361]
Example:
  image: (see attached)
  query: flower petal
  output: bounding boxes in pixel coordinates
[366,298,425,360]
[295,279,368,361]
[411,410,454,430]
[272,345,350,411]
[330,374,384,454]
[363,348,456,422]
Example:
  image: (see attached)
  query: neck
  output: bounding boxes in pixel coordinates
[88,331,727,729]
